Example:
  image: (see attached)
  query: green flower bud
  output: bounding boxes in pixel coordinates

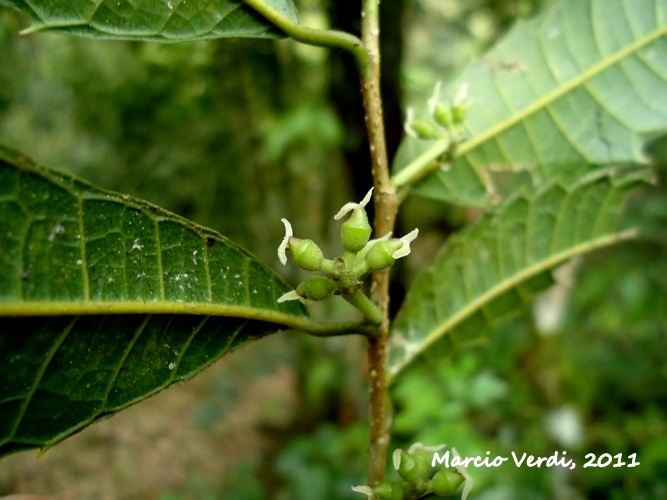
[452,103,467,126]
[334,188,374,253]
[289,237,323,271]
[409,120,442,140]
[431,469,464,497]
[341,208,372,252]
[296,276,337,301]
[433,102,454,130]
[372,479,404,500]
[365,229,419,270]
[397,450,431,486]
[365,240,401,271]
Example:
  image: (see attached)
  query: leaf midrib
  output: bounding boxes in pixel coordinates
[1,301,375,337]
[458,25,667,157]
[1,300,302,322]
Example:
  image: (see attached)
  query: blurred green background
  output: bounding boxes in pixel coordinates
[1,0,666,498]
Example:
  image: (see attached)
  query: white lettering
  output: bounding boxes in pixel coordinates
[431,451,450,468]
[434,450,509,468]
[512,451,576,469]
[512,452,527,467]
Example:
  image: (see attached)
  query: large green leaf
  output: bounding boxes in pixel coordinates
[393,0,667,206]
[0,144,313,456]
[387,169,648,380]
[0,0,298,41]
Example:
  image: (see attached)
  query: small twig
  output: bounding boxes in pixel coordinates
[343,290,383,326]
[297,319,379,339]
[391,138,451,188]
[242,0,368,69]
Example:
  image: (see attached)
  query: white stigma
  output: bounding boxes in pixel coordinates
[428,80,442,115]
[277,218,293,265]
[403,107,417,138]
[334,187,374,220]
[277,290,301,303]
[392,228,419,259]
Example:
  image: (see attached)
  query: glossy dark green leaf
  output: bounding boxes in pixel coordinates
[388,169,648,380]
[0,315,274,456]
[393,0,667,206]
[0,144,311,456]
[0,0,298,41]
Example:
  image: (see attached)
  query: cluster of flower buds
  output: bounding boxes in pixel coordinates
[404,82,469,141]
[277,188,418,322]
[352,443,472,500]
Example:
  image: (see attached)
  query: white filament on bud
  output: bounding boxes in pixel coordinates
[403,107,417,138]
[408,442,446,454]
[277,218,293,265]
[392,448,403,470]
[360,231,393,255]
[454,82,469,105]
[277,290,302,303]
[350,485,373,497]
[452,447,474,500]
[428,80,442,115]
[334,187,374,220]
[392,228,419,259]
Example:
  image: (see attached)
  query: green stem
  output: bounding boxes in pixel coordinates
[293,318,378,339]
[242,0,368,68]
[391,138,450,188]
[391,132,463,193]
[343,290,382,325]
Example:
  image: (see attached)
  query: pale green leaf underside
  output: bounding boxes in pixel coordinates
[0,144,309,456]
[388,170,646,380]
[0,0,298,41]
[393,0,667,206]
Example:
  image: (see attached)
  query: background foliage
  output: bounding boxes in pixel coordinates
[1,0,666,498]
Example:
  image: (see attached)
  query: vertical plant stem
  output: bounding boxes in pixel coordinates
[243,0,397,487]
[359,0,398,488]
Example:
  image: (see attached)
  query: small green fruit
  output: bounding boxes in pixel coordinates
[372,479,404,500]
[289,238,323,271]
[397,450,431,486]
[341,207,372,252]
[296,276,336,301]
[365,240,401,271]
[431,468,464,497]
[410,120,442,139]
[433,103,454,130]
[452,104,467,126]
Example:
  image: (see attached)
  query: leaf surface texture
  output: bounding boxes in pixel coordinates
[0,145,306,455]
[1,0,298,41]
[393,0,667,206]
[388,171,646,379]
